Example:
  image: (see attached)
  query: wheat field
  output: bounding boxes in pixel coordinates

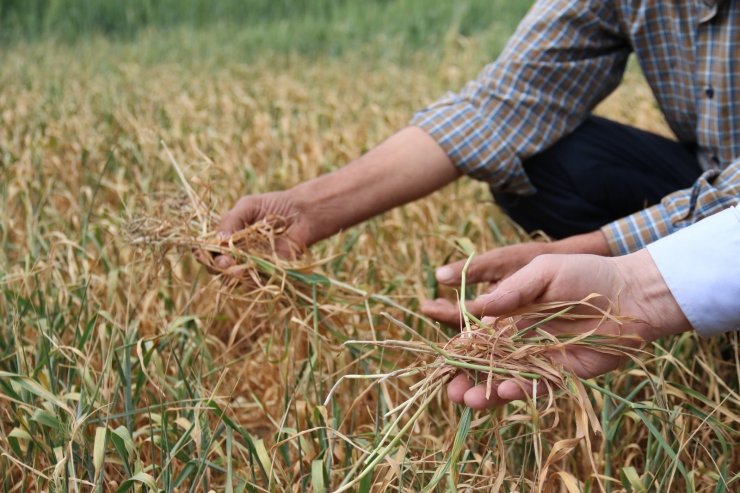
[1,3,738,492]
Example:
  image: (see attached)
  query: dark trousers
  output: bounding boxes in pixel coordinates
[493,116,702,239]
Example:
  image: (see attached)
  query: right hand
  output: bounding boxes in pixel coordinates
[444,251,691,409]
[213,191,312,266]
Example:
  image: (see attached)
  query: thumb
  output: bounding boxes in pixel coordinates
[474,256,556,316]
[435,250,501,286]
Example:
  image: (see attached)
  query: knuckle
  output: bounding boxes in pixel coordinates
[235,195,255,210]
[465,262,481,279]
[469,260,494,280]
[479,249,501,263]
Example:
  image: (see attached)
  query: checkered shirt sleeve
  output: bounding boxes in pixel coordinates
[410,0,630,194]
[603,160,740,255]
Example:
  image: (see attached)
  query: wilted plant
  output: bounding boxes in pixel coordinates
[1,32,736,492]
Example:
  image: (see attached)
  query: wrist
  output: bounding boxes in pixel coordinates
[613,249,692,341]
[551,230,612,256]
[288,180,342,246]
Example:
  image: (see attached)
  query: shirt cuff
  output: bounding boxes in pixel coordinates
[601,203,677,256]
[410,101,536,195]
[646,206,740,336]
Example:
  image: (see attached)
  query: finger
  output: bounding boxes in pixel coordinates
[447,373,474,404]
[435,249,504,286]
[497,378,548,401]
[193,248,232,275]
[421,298,463,327]
[273,237,304,261]
[463,382,506,410]
[421,298,493,327]
[193,249,209,267]
[213,254,235,270]
[473,256,557,315]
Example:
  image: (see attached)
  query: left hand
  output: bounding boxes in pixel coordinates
[422,230,611,326]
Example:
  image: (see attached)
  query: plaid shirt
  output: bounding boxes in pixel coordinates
[411,0,740,255]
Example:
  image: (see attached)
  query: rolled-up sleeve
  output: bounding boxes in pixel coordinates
[646,205,740,336]
[410,0,630,194]
[603,159,740,255]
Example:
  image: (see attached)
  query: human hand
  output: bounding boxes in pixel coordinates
[444,250,691,409]
[211,190,314,267]
[422,230,611,326]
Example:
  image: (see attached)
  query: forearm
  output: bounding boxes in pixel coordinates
[291,126,460,244]
[551,230,612,256]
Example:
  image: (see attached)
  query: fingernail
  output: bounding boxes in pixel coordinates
[435,266,454,282]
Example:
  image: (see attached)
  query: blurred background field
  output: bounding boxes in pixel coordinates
[0,1,736,492]
[1,0,529,56]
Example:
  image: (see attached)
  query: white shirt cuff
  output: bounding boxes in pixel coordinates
[646,206,740,337]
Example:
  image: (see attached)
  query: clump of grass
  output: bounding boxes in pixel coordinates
[326,271,646,492]
[125,192,292,279]
[123,144,293,274]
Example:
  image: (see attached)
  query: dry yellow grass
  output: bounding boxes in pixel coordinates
[0,36,737,492]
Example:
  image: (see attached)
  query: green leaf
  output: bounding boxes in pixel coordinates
[114,471,158,493]
[111,426,135,455]
[204,400,269,483]
[358,470,374,493]
[8,427,32,441]
[287,269,330,286]
[7,427,31,456]
[1,371,71,412]
[311,459,327,493]
[225,427,234,493]
[253,438,272,474]
[110,425,135,474]
[167,316,199,332]
[30,408,63,431]
[454,237,476,256]
[93,426,107,478]
[422,407,472,493]
[173,461,196,489]
[633,410,689,484]
[620,466,646,493]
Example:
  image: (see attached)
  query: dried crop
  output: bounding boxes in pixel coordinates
[0,32,737,493]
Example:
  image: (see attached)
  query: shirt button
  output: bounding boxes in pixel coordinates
[705,86,715,99]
